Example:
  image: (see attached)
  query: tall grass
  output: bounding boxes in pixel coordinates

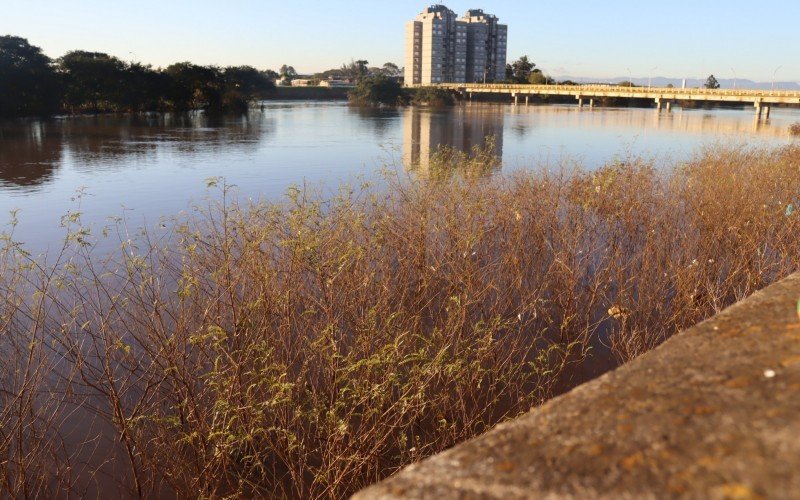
[1,144,799,498]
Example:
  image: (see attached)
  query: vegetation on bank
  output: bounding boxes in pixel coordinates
[347,78,457,107]
[1,144,800,497]
[0,35,275,116]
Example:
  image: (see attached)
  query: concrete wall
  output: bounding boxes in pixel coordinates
[356,273,800,498]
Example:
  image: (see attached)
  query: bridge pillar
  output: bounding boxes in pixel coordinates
[513,93,518,105]
[755,101,763,119]
[765,106,771,119]
[666,101,672,112]
[577,96,584,108]
[655,98,662,111]
[525,95,529,106]
[589,98,595,108]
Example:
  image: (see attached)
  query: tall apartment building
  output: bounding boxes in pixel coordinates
[404,5,467,85]
[461,9,507,83]
[405,5,507,86]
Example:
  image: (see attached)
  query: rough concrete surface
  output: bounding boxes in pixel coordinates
[354,273,800,499]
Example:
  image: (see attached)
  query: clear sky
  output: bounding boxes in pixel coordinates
[3,0,799,82]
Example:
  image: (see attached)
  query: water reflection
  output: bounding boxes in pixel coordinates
[402,104,505,172]
[1,102,798,254]
[0,112,273,190]
[0,120,63,190]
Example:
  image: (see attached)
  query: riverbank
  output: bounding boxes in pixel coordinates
[1,144,799,497]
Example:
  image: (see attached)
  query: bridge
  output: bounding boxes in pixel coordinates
[430,83,800,119]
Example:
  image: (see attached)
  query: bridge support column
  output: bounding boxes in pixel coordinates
[589,98,595,108]
[655,98,662,111]
[765,106,771,119]
[755,101,763,120]
[666,101,672,112]
[577,96,584,108]
[513,94,518,105]
[525,95,529,106]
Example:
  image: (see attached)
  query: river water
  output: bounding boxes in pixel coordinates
[1,101,799,252]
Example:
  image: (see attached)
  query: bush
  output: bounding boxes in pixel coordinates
[348,75,407,106]
[411,87,455,107]
[790,122,800,136]
[2,145,800,497]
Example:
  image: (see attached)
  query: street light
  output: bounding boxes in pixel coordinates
[648,66,658,89]
[772,65,783,90]
[626,67,632,87]
[730,67,737,89]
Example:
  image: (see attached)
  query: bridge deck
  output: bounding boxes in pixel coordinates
[429,83,800,105]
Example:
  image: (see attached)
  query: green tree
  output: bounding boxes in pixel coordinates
[165,62,222,110]
[348,74,405,106]
[528,70,553,85]
[118,62,170,112]
[704,74,720,89]
[222,65,275,111]
[381,62,401,77]
[0,35,62,116]
[262,69,280,82]
[341,59,370,81]
[59,51,129,112]
[279,64,297,85]
[511,56,535,83]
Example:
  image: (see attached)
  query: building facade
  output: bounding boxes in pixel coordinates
[405,5,507,86]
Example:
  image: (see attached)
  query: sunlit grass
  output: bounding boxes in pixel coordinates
[1,143,799,497]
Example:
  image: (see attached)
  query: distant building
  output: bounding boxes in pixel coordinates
[319,80,355,88]
[404,5,508,86]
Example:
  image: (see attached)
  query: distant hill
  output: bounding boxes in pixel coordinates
[553,75,800,91]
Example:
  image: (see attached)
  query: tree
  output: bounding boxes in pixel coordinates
[165,62,222,110]
[341,59,370,81]
[511,56,535,83]
[59,51,127,112]
[704,74,720,89]
[0,35,62,116]
[279,64,297,85]
[381,62,401,77]
[528,70,552,85]
[262,69,280,82]
[348,74,405,106]
[222,66,275,111]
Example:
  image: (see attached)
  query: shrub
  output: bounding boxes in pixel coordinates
[790,122,800,136]
[411,87,455,107]
[348,75,407,106]
[1,145,800,497]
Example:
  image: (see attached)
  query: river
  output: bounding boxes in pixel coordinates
[1,101,798,252]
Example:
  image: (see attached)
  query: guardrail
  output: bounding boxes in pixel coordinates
[428,83,800,99]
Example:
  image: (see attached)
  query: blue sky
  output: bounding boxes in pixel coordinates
[3,1,799,82]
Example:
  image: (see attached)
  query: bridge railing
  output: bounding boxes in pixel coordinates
[430,83,800,98]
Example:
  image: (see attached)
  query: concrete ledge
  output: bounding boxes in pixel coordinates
[355,273,800,499]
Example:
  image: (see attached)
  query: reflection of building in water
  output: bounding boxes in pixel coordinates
[402,104,504,172]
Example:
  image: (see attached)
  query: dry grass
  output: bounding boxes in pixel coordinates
[1,144,799,498]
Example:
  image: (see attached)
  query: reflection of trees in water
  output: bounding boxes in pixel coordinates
[64,112,273,169]
[348,106,402,138]
[0,120,62,189]
[402,104,505,173]
[0,111,275,190]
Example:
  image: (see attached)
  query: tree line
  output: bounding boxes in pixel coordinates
[0,35,277,117]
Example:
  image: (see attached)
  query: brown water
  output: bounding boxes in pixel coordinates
[1,101,798,252]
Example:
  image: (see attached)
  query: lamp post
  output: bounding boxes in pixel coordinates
[648,66,657,89]
[626,67,632,88]
[772,65,782,90]
[730,67,737,89]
